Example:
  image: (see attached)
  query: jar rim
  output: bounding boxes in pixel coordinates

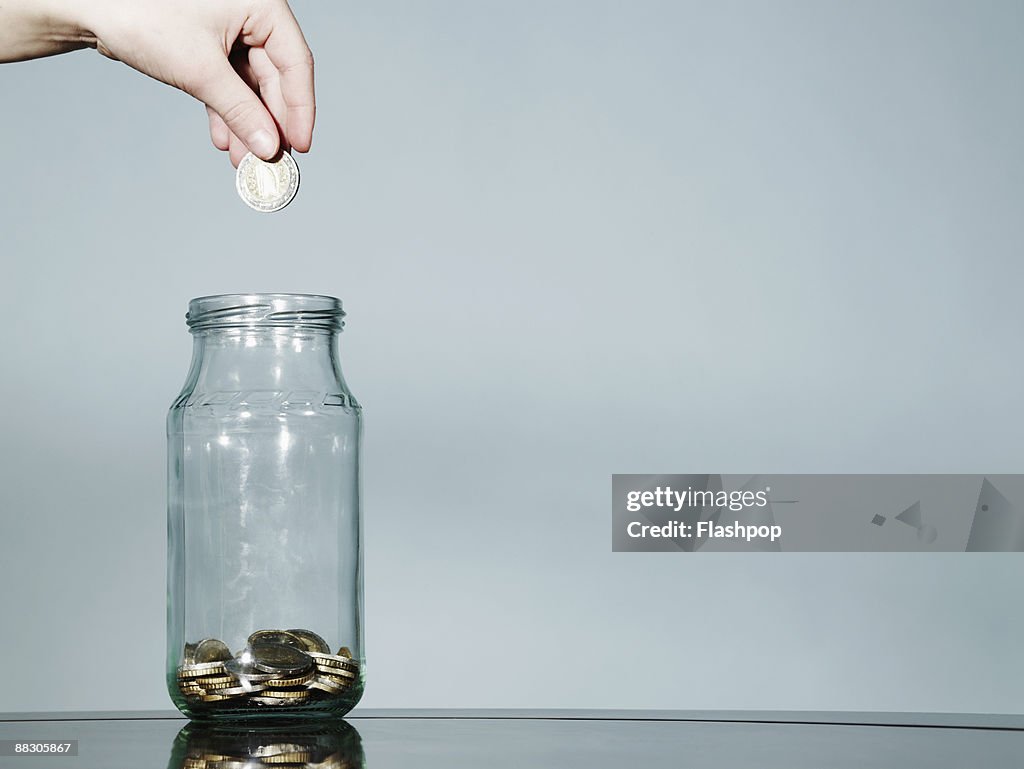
[186,293,345,332]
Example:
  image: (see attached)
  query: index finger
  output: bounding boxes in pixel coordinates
[260,3,316,152]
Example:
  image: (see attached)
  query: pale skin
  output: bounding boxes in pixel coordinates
[0,0,315,167]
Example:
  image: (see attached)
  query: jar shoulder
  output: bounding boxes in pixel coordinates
[169,387,361,412]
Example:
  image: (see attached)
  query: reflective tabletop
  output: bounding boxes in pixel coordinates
[1,709,1022,768]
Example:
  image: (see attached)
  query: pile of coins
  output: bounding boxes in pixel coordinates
[176,629,359,709]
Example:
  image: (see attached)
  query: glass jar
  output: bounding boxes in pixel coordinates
[166,294,364,720]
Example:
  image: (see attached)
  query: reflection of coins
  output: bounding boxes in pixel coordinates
[288,628,331,654]
[235,151,300,213]
[252,692,310,706]
[173,716,365,769]
[259,751,312,763]
[250,642,314,675]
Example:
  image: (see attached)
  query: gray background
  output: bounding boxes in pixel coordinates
[1,0,1022,713]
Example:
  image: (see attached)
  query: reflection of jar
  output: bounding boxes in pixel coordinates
[167,294,364,720]
[167,720,364,768]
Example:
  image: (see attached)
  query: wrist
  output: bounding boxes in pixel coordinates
[35,0,99,46]
[0,0,96,62]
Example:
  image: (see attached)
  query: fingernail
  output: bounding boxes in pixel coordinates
[251,129,277,159]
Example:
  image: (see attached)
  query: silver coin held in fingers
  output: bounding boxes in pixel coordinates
[236,151,300,212]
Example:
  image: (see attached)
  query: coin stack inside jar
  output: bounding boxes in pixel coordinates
[176,629,359,708]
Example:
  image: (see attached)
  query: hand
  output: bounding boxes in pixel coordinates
[0,0,315,166]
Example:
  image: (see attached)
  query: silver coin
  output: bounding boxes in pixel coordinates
[235,151,300,212]
[249,642,314,676]
[205,684,264,697]
[223,657,281,684]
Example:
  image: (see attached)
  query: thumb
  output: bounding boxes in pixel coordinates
[189,58,280,160]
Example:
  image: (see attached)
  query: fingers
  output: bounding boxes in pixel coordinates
[190,55,280,160]
[205,48,288,167]
[206,106,230,151]
[247,47,289,151]
[228,130,249,168]
[254,3,315,152]
[197,1,315,163]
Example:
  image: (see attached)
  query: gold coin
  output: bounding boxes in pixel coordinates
[194,638,232,663]
[307,678,347,694]
[314,663,357,678]
[309,652,359,670]
[193,675,237,688]
[247,629,306,649]
[258,688,310,699]
[177,661,228,678]
[249,641,314,675]
[318,675,355,690]
[337,646,353,659]
[264,671,315,688]
[286,628,331,654]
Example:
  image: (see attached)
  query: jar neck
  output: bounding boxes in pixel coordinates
[184,328,347,395]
